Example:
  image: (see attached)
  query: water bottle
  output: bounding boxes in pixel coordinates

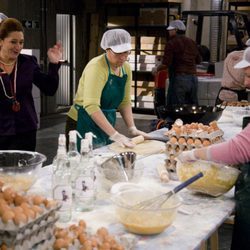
[52,134,67,173]
[67,130,81,187]
[74,139,96,212]
[52,148,72,222]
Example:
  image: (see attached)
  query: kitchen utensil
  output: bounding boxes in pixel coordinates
[0,150,47,191]
[157,104,224,125]
[100,151,137,182]
[112,187,181,235]
[133,172,203,209]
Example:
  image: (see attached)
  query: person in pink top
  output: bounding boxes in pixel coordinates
[178,47,250,250]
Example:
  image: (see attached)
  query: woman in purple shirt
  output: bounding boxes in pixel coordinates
[0,17,62,151]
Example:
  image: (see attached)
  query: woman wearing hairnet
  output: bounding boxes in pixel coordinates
[66,29,148,149]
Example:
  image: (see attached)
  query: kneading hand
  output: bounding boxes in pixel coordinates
[177,150,197,163]
[109,132,135,148]
[128,126,149,138]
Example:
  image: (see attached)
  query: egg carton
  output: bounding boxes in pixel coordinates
[166,136,224,154]
[0,203,61,238]
[0,214,58,247]
[1,227,55,250]
[167,128,224,140]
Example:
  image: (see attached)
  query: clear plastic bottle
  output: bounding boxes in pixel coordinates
[74,139,96,212]
[52,134,67,173]
[52,148,72,222]
[67,130,81,188]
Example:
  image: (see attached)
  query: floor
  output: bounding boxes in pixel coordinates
[36,112,233,250]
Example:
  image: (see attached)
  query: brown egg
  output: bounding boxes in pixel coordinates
[13,211,28,225]
[99,242,111,250]
[55,228,68,239]
[14,194,27,206]
[32,195,45,206]
[78,219,86,228]
[12,206,23,214]
[170,136,177,144]
[178,137,186,144]
[23,207,36,220]
[78,233,87,244]
[203,139,211,146]
[45,199,57,209]
[2,188,15,204]
[83,240,92,250]
[207,127,215,134]
[2,210,15,224]
[187,138,194,145]
[20,202,30,210]
[0,202,10,216]
[53,238,69,250]
[90,236,98,248]
[194,139,202,146]
[32,205,44,215]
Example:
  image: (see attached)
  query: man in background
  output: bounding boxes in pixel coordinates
[156,20,201,105]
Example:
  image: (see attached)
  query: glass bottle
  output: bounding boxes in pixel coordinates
[52,148,72,223]
[52,134,67,173]
[74,139,96,212]
[67,130,81,187]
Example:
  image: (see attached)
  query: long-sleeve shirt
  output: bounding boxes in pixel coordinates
[67,54,132,121]
[162,34,201,75]
[209,124,250,165]
[0,54,60,135]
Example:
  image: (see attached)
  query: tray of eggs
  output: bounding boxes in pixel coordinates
[0,183,61,248]
[164,121,224,179]
[51,220,126,250]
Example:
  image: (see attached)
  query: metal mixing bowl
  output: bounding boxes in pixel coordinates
[99,151,139,182]
[157,104,224,125]
[0,150,47,191]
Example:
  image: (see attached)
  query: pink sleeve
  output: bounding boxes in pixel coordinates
[209,124,250,165]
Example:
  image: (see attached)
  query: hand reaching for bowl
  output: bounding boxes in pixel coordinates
[177,149,197,163]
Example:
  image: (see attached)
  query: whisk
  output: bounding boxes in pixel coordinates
[132,172,203,209]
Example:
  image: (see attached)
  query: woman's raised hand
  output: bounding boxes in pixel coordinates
[47,41,63,64]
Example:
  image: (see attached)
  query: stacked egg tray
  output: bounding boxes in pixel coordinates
[164,122,224,178]
[0,192,61,249]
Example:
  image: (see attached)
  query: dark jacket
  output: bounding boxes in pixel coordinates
[0,54,60,135]
[162,34,201,75]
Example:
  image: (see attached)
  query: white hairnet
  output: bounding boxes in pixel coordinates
[0,13,8,22]
[100,29,132,53]
[167,20,186,31]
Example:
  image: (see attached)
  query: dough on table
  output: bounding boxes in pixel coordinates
[109,140,166,155]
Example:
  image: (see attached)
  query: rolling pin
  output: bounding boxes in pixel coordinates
[131,135,145,145]
[157,163,170,183]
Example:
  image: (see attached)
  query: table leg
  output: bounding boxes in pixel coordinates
[210,230,219,250]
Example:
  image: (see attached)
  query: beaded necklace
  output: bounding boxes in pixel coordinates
[0,61,20,112]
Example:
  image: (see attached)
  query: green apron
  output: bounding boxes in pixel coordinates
[76,55,127,150]
[231,162,250,250]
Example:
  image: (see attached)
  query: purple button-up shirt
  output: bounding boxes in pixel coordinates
[0,54,60,135]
